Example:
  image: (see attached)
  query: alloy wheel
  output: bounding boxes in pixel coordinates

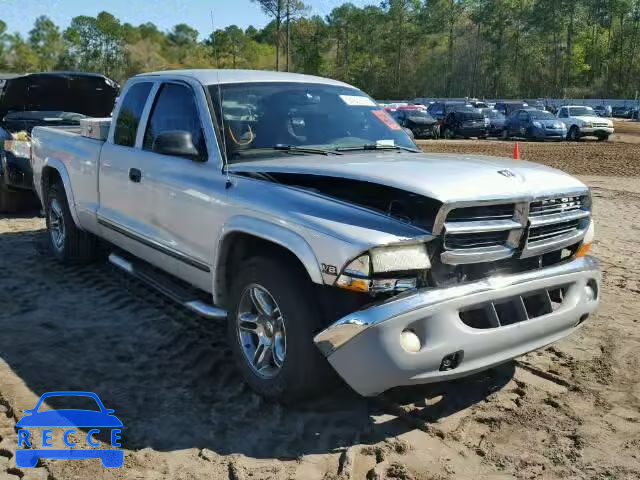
[49,198,65,252]
[236,284,287,379]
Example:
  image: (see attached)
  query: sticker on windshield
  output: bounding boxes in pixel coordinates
[372,109,402,130]
[339,95,377,107]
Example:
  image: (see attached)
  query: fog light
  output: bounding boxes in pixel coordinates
[400,330,421,353]
[584,285,595,302]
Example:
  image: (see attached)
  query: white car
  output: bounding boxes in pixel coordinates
[556,105,614,141]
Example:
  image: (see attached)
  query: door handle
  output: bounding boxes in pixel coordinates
[129,168,142,183]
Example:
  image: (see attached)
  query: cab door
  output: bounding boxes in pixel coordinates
[127,81,227,290]
[98,80,155,238]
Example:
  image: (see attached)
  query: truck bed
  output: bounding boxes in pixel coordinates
[31,125,105,224]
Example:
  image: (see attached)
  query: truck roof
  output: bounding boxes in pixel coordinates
[137,69,355,88]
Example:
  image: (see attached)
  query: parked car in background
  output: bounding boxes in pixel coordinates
[593,105,612,117]
[556,105,614,141]
[426,101,471,122]
[389,106,439,138]
[439,105,489,139]
[503,108,567,141]
[480,108,506,137]
[494,101,529,116]
[524,99,546,111]
[611,106,633,118]
[0,71,118,212]
[469,100,490,109]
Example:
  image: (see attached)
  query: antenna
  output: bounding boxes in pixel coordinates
[211,9,231,188]
[216,70,232,189]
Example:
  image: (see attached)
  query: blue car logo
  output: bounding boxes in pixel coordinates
[15,391,123,468]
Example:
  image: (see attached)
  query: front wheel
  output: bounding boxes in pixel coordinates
[443,127,454,139]
[567,126,580,141]
[46,182,98,263]
[228,256,334,401]
[501,129,510,140]
[597,134,610,142]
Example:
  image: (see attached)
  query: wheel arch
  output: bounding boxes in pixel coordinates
[214,216,324,308]
[40,160,81,228]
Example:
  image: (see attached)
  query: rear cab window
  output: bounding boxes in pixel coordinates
[113,82,153,147]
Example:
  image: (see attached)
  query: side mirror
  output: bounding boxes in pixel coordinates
[152,130,203,161]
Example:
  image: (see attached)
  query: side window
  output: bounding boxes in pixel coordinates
[143,83,207,160]
[113,82,153,147]
[518,111,528,121]
[559,108,567,118]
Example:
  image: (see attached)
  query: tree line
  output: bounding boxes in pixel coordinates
[1,0,639,100]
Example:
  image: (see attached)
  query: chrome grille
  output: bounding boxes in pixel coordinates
[440,194,591,264]
[447,204,515,222]
[444,230,510,249]
[528,219,581,243]
[529,195,583,216]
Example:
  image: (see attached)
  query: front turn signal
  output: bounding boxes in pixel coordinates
[576,220,595,258]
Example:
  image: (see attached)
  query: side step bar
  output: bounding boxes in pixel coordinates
[108,253,227,320]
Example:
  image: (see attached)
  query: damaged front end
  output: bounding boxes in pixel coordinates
[313,189,599,396]
[232,163,600,396]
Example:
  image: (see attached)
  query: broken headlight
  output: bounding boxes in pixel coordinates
[335,244,430,294]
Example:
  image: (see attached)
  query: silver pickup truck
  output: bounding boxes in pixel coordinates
[31,70,600,400]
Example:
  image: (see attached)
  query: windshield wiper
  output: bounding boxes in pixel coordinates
[267,145,342,155]
[336,144,421,153]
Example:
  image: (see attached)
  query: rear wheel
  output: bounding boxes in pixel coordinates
[228,256,334,401]
[46,182,98,263]
[443,128,454,139]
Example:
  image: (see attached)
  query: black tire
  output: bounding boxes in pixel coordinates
[227,256,335,401]
[0,179,21,213]
[443,128,454,139]
[597,134,610,142]
[45,182,97,263]
[501,129,510,140]
[568,125,580,141]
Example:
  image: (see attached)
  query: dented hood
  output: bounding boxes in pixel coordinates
[230,151,588,204]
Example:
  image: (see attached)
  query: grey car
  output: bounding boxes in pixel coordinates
[503,109,567,141]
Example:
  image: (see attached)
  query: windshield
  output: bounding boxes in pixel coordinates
[448,104,476,113]
[481,109,504,119]
[568,106,595,116]
[529,110,556,120]
[209,82,416,161]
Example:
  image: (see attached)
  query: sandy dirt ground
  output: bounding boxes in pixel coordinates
[0,145,639,479]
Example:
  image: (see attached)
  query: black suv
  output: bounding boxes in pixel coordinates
[428,102,488,139]
[389,107,439,139]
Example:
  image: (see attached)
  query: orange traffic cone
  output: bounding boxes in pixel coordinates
[513,142,521,160]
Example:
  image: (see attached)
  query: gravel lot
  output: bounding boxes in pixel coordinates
[0,142,639,479]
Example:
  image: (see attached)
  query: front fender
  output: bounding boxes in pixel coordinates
[38,158,81,228]
[214,215,325,301]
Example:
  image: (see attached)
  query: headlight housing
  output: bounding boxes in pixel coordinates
[336,244,431,294]
[577,219,594,257]
[583,121,593,128]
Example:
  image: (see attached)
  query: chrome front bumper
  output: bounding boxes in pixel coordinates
[314,256,600,396]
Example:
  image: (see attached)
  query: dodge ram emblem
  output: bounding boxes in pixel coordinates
[498,169,516,178]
